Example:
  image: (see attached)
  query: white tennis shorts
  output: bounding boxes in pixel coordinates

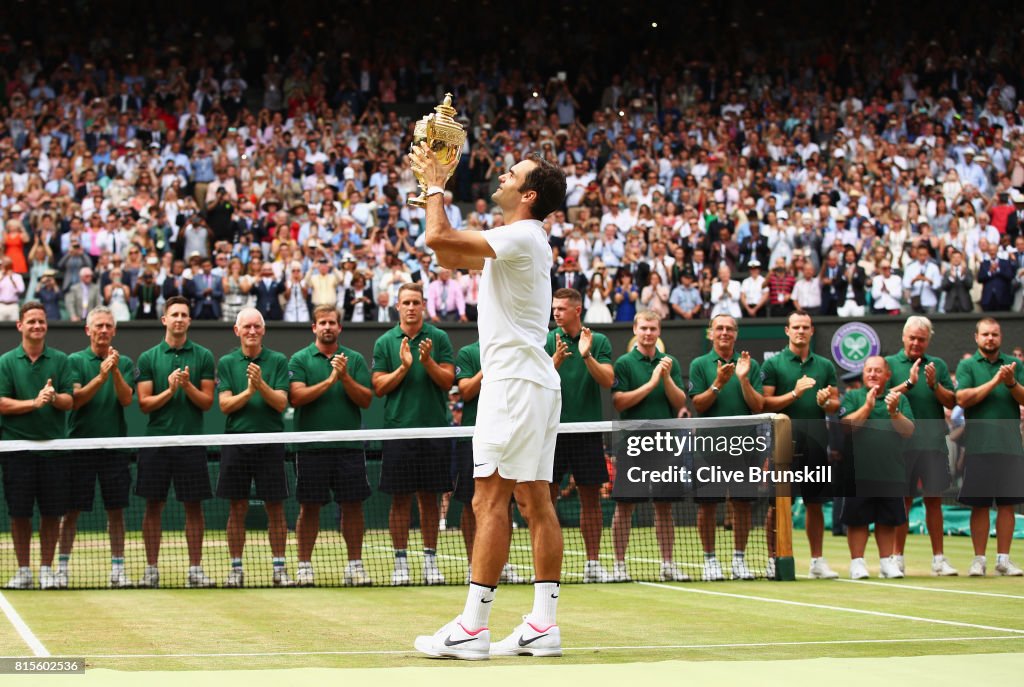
[472,378,561,482]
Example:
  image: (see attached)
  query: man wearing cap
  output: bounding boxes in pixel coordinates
[740,260,768,317]
[766,257,796,318]
[552,255,588,293]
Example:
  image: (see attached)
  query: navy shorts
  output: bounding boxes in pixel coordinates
[958,452,1024,506]
[903,449,952,496]
[216,444,290,502]
[135,446,213,502]
[378,438,452,495]
[295,448,372,504]
[839,496,908,527]
[2,452,70,518]
[68,450,132,512]
[452,441,475,503]
[553,432,609,487]
[792,424,833,504]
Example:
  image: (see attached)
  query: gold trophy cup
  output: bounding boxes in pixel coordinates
[408,93,467,207]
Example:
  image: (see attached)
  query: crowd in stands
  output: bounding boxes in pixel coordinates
[4,3,1024,323]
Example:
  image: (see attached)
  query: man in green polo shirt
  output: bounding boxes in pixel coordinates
[0,301,73,590]
[955,317,1024,577]
[290,305,374,587]
[609,310,688,582]
[689,314,764,581]
[217,307,293,588]
[884,316,958,576]
[372,282,455,585]
[59,306,135,589]
[135,295,217,588]
[838,356,914,580]
[546,288,615,582]
[761,312,840,579]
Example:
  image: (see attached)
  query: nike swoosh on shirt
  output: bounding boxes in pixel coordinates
[518,634,549,647]
[550,594,559,599]
[474,463,487,467]
[444,636,479,646]
[481,598,493,604]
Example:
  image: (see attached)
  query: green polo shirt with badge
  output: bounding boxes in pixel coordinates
[955,350,1024,456]
[68,347,135,439]
[136,339,216,436]
[218,347,289,434]
[455,341,481,432]
[289,342,370,448]
[545,327,612,422]
[0,344,73,441]
[612,347,684,421]
[885,350,953,453]
[689,349,763,418]
[760,348,838,420]
[839,387,914,484]
[372,323,454,429]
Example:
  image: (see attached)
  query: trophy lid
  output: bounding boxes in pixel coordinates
[432,93,460,127]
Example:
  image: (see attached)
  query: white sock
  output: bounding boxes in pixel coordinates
[733,550,745,560]
[461,582,496,631]
[528,581,559,628]
[19,566,31,575]
[975,554,987,563]
[851,557,865,566]
[933,555,944,564]
[299,560,312,569]
[189,565,203,575]
[997,553,1010,565]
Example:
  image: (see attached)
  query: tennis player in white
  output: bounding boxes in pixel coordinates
[410,143,566,660]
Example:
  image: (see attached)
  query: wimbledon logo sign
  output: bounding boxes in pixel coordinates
[830,322,881,372]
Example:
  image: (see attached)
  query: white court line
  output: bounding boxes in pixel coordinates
[638,581,1024,635]
[831,577,1024,600]
[0,591,49,657]
[44,634,1022,660]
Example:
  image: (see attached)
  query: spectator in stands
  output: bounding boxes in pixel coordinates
[740,260,768,318]
[903,245,943,314]
[612,269,639,322]
[639,271,670,320]
[836,247,868,318]
[189,257,223,320]
[425,267,466,322]
[709,264,741,319]
[979,241,1015,311]
[765,257,796,317]
[670,270,703,320]
[252,262,286,321]
[0,256,26,321]
[64,266,101,322]
[0,301,73,589]
[792,261,822,315]
[871,260,903,315]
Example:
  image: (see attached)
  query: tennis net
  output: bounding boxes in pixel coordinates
[0,415,795,589]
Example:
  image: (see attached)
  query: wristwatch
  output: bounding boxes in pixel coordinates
[711,385,720,395]
[582,352,593,360]
[904,378,914,390]
[790,390,798,399]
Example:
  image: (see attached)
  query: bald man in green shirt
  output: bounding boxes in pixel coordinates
[217,308,293,588]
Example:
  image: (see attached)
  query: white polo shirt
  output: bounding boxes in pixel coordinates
[479,220,560,390]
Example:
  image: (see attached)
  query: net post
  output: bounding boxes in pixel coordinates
[771,414,796,581]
